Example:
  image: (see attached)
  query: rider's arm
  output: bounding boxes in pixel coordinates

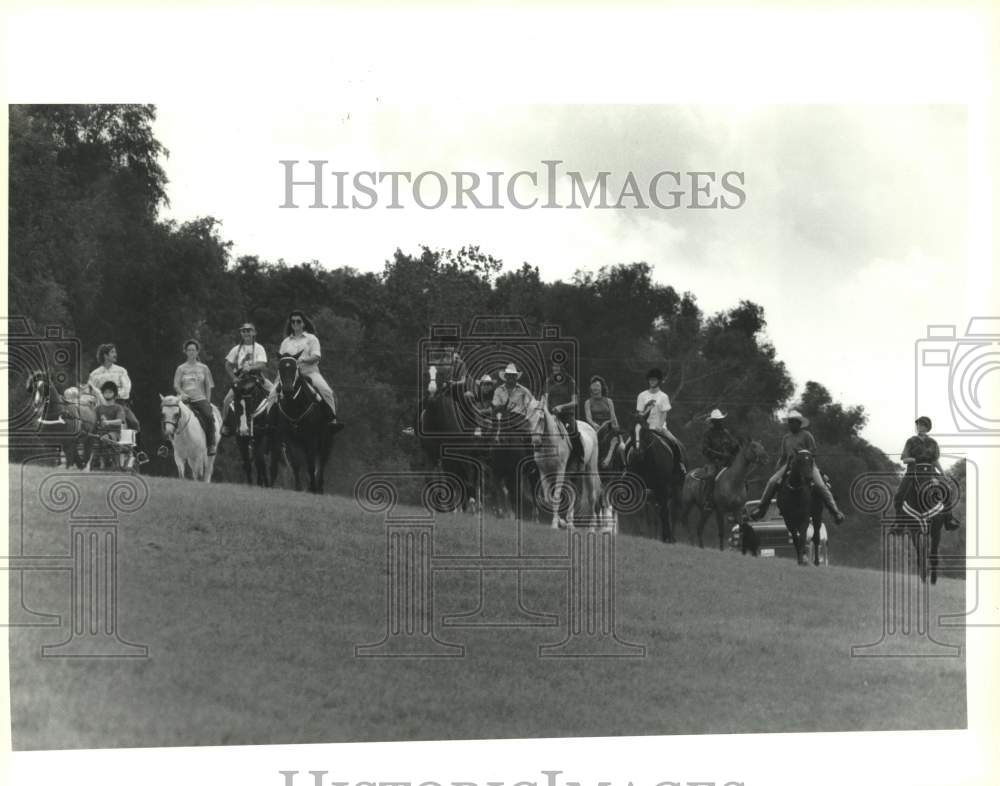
[119,368,132,400]
[583,399,597,428]
[299,334,321,365]
[173,366,184,397]
[203,364,215,401]
[606,399,619,430]
[225,359,238,381]
[900,438,916,464]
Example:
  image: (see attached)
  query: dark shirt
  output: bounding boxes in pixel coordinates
[545,372,577,410]
[586,396,615,425]
[96,403,126,436]
[702,426,738,464]
[901,435,940,466]
[779,429,817,464]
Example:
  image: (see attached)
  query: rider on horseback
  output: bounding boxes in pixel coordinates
[544,358,583,465]
[268,310,344,433]
[700,409,739,510]
[463,373,497,436]
[492,363,535,423]
[752,410,844,522]
[893,416,957,529]
[221,322,274,436]
[634,368,687,475]
[584,375,620,469]
[87,343,140,431]
[173,339,218,456]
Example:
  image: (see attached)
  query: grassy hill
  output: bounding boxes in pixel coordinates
[9,466,966,750]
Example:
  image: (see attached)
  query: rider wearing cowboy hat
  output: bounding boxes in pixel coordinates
[752,410,844,522]
[492,363,535,419]
[463,373,498,435]
[700,409,739,510]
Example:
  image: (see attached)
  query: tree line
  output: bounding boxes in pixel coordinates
[9,104,963,571]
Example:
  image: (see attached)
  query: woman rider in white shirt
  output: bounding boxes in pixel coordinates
[87,343,140,431]
[268,310,344,432]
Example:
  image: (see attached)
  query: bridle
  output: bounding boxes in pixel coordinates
[161,402,191,441]
[784,449,814,490]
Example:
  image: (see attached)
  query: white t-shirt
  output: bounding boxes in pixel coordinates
[279,332,321,365]
[636,388,671,432]
[225,342,267,372]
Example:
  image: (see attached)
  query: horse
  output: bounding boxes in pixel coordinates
[417,364,479,512]
[680,439,766,550]
[159,395,221,482]
[775,449,816,565]
[25,371,97,468]
[624,411,682,543]
[269,353,335,493]
[892,462,958,584]
[528,397,602,529]
[488,411,541,522]
[224,373,272,486]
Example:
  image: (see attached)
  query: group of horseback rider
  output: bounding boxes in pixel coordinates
[70,310,345,460]
[438,350,961,527]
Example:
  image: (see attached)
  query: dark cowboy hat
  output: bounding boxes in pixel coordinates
[915,415,933,429]
[646,368,664,381]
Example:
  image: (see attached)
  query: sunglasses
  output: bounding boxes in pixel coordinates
[240,328,254,332]
[290,319,303,324]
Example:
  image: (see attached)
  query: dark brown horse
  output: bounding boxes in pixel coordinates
[270,353,335,493]
[417,363,480,512]
[25,371,97,468]
[776,449,816,565]
[625,412,681,543]
[893,462,959,584]
[680,439,766,550]
[224,373,273,486]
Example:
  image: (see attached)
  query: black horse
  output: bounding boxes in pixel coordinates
[488,412,541,521]
[269,353,335,493]
[775,449,815,565]
[25,370,97,468]
[893,462,959,584]
[418,373,480,512]
[224,372,273,486]
[625,412,682,543]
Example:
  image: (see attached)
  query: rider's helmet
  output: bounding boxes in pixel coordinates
[100,380,119,398]
[646,368,663,382]
[915,415,932,430]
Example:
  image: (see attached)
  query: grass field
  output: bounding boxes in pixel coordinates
[9,466,966,750]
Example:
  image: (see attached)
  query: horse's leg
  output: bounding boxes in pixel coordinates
[716,508,726,551]
[240,439,253,484]
[930,519,942,585]
[174,454,186,480]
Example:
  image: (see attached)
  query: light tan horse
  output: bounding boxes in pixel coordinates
[680,439,766,549]
[527,397,604,529]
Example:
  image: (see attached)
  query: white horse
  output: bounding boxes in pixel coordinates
[159,395,221,482]
[528,396,605,529]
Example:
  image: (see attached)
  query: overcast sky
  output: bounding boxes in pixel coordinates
[155,103,974,458]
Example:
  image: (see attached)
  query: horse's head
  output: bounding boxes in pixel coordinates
[526,398,548,448]
[277,353,301,392]
[159,394,183,441]
[742,439,767,466]
[26,370,51,415]
[234,372,263,398]
[786,449,815,487]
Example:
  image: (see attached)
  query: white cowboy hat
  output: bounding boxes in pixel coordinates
[784,409,810,427]
[501,363,521,378]
[707,409,727,421]
[479,374,495,384]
